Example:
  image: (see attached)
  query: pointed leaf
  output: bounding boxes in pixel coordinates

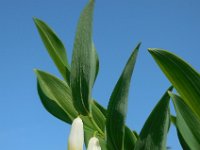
[34,18,70,83]
[169,93,200,149]
[35,69,78,123]
[148,49,200,119]
[106,43,141,150]
[124,126,137,150]
[37,81,71,123]
[71,0,95,115]
[134,86,172,150]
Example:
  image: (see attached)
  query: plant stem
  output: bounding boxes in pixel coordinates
[89,114,104,136]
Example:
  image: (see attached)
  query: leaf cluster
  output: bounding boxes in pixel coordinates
[34,0,200,149]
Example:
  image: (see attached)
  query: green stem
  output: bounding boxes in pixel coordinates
[89,115,104,136]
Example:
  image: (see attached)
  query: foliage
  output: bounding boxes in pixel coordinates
[34,0,200,149]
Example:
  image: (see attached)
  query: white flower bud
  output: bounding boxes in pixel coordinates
[87,137,101,150]
[68,117,84,150]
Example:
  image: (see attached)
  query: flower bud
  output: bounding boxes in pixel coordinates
[68,117,84,150]
[87,137,101,150]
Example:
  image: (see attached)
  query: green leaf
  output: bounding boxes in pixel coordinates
[148,49,200,119]
[170,115,176,125]
[106,43,141,150]
[35,69,78,123]
[37,81,71,123]
[71,0,95,115]
[92,100,138,150]
[36,73,107,146]
[177,127,191,150]
[92,43,99,85]
[124,126,137,150]
[134,86,172,150]
[93,100,107,117]
[169,93,200,149]
[170,116,190,150]
[133,130,139,139]
[91,100,106,132]
[34,18,70,83]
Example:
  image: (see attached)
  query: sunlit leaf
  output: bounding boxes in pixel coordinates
[34,18,70,83]
[169,92,200,149]
[35,69,77,123]
[37,81,72,123]
[71,0,95,115]
[148,49,200,119]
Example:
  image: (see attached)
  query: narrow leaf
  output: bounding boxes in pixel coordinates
[34,18,70,83]
[71,0,95,115]
[148,49,200,119]
[169,93,200,149]
[106,43,141,150]
[134,86,172,150]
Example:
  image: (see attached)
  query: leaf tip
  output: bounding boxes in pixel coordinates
[167,91,173,96]
[33,68,38,74]
[147,48,157,53]
[168,85,174,92]
[33,17,40,24]
[136,42,142,49]
[33,69,42,77]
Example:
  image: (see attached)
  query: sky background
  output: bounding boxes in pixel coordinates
[1,0,200,149]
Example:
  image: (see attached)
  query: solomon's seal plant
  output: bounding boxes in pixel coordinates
[34,0,200,149]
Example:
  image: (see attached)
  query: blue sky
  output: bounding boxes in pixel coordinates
[1,0,200,149]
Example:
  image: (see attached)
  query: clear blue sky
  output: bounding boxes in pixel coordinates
[1,0,200,149]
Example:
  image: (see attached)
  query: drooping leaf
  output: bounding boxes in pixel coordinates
[148,49,200,119]
[106,43,141,150]
[34,18,70,83]
[169,92,200,149]
[134,86,172,150]
[35,69,78,123]
[71,0,95,115]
